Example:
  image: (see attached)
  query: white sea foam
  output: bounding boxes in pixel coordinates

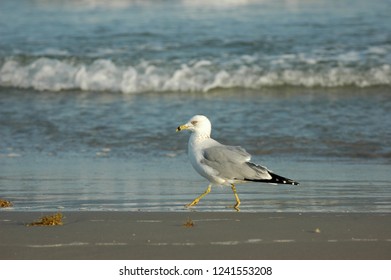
[1,54,391,93]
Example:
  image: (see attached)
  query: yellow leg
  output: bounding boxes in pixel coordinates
[186,184,212,208]
[231,184,241,212]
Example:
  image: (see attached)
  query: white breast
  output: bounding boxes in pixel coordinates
[188,135,225,185]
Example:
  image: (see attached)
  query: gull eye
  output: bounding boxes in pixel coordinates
[191,121,198,125]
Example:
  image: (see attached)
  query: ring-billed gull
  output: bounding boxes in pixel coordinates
[176,115,299,211]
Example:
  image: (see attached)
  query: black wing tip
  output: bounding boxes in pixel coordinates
[245,172,299,185]
[270,172,299,185]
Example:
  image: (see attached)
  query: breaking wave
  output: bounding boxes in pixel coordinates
[1,52,391,93]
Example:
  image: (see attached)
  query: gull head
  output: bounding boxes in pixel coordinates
[176,115,212,137]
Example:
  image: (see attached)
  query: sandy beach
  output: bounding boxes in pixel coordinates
[0,212,390,260]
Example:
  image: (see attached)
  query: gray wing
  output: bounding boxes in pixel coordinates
[203,145,251,163]
[201,145,272,181]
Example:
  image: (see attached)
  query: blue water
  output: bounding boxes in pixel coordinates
[1,0,391,92]
[0,0,390,212]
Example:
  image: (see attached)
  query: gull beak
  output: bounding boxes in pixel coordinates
[176,124,189,132]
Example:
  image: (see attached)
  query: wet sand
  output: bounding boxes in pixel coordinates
[0,212,390,260]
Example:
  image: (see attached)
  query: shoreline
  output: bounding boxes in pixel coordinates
[1,212,390,260]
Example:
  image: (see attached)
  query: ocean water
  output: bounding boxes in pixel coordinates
[1,0,391,92]
[1,0,390,212]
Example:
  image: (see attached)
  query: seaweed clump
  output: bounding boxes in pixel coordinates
[183,217,195,228]
[0,199,13,208]
[28,213,64,226]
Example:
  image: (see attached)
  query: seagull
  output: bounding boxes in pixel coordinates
[176,115,299,211]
